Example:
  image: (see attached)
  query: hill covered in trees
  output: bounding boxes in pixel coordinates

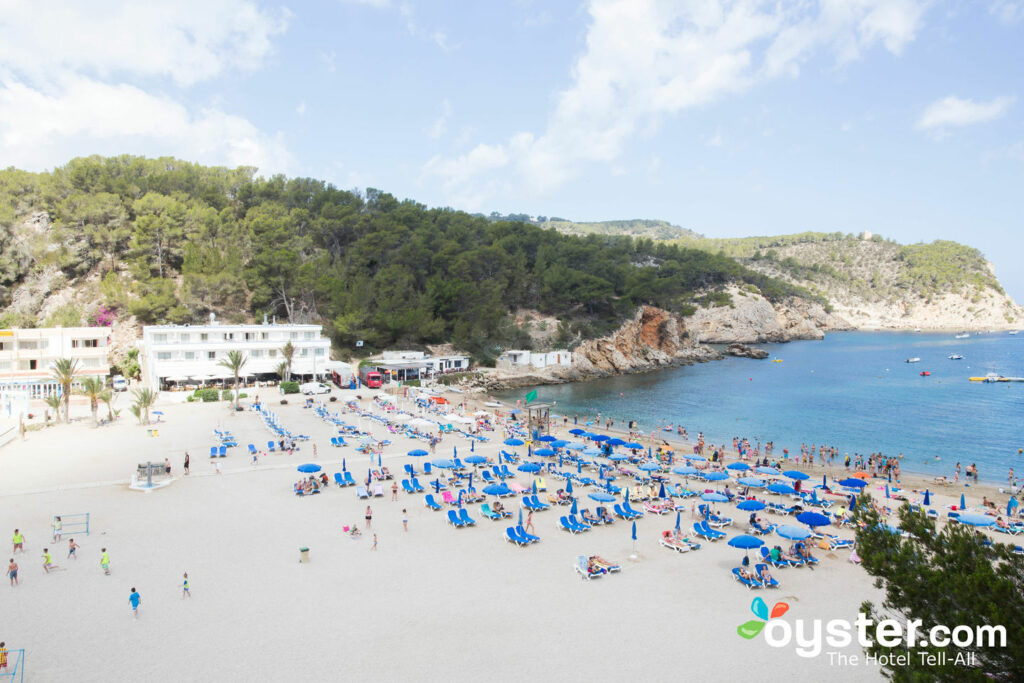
[0,156,816,361]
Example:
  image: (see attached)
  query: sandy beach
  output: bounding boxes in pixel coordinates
[2,387,1013,682]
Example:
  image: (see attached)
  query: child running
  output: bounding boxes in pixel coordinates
[100,548,110,575]
[42,548,56,573]
[67,538,79,559]
[129,587,141,617]
[182,572,191,598]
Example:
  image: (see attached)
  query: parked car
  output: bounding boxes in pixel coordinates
[111,375,128,392]
[300,382,331,395]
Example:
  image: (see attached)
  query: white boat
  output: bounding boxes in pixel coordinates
[947,354,963,360]
[1010,330,1020,335]
[905,357,921,363]
[955,333,970,339]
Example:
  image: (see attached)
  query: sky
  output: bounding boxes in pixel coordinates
[2,0,1023,299]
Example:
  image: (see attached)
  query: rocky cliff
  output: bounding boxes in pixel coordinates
[687,285,853,343]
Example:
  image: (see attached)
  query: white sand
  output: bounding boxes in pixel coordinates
[10,389,1001,682]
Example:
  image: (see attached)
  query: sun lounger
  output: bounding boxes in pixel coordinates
[521,496,543,512]
[267,441,276,452]
[926,509,938,519]
[754,564,779,588]
[534,478,547,491]
[760,546,793,568]
[248,444,257,455]
[481,503,504,521]
[344,471,357,487]
[424,494,442,511]
[508,482,528,495]
[356,486,369,499]
[506,526,528,546]
[457,508,476,526]
[499,465,513,478]
[622,500,645,518]
[575,555,605,580]
[442,491,456,505]
[401,480,414,494]
[660,530,690,553]
[209,446,218,457]
[516,525,540,543]
[568,515,592,532]
[447,510,467,528]
[822,534,854,550]
[750,520,776,535]
[482,471,496,484]
[410,478,425,492]
[732,567,762,589]
[697,521,725,540]
[334,473,344,487]
[373,483,384,497]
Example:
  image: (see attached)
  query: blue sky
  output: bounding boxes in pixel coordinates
[2,1,1023,299]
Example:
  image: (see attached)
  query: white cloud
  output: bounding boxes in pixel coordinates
[0,0,292,174]
[916,95,1015,134]
[427,99,452,139]
[424,0,930,208]
[989,0,1024,24]
[297,101,307,116]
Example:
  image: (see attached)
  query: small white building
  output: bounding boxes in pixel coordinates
[0,326,112,398]
[496,349,572,372]
[382,350,426,361]
[429,355,471,373]
[141,318,331,387]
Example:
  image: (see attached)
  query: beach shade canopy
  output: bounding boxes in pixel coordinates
[737,477,766,488]
[726,462,751,471]
[503,438,525,446]
[297,463,321,473]
[624,442,644,450]
[606,453,629,461]
[517,508,523,526]
[564,442,585,450]
[923,490,931,506]
[483,483,512,496]
[569,428,587,435]
[704,471,730,482]
[675,511,682,531]
[606,437,627,447]
[960,493,966,510]
[851,471,871,480]
[728,534,765,550]
[550,440,569,448]
[737,500,767,511]
[768,483,798,495]
[464,455,487,465]
[756,466,781,476]
[536,435,556,442]
[673,465,700,476]
[516,463,542,473]
[589,492,616,502]
[776,525,812,541]
[407,449,429,457]
[590,434,609,442]
[152,410,164,416]
[431,459,456,469]
[796,511,832,528]
[701,492,729,502]
[583,447,604,457]
[570,499,578,515]
[685,455,707,462]
[839,478,868,489]
[638,462,661,472]
[783,470,809,481]
[566,480,574,494]
[957,513,996,527]
[534,448,556,457]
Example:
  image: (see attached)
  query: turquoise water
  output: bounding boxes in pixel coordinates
[499,332,1024,483]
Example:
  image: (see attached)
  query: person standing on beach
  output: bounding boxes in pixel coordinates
[391,481,399,501]
[8,558,18,586]
[183,451,190,475]
[129,587,141,617]
[67,539,79,560]
[101,548,110,575]
[312,444,318,459]
[12,529,24,554]
[215,461,222,475]
[52,517,62,542]
[402,509,408,532]
[371,534,378,551]
[42,548,56,573]
[365,506,373,529]
[182,572,191,598]
[525,511,534,535]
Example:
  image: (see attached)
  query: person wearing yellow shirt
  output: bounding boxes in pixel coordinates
[11,529,24,554]
[100,548,110,575]
[42,548,56,573]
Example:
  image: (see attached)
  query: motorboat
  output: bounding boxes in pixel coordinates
[1011,330,1020,335]
[947,354,963,360]
[920,371,931,376]
[905,357,921,363]
[955,333,970,339]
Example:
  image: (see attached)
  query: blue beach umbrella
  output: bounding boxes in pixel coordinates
[737,477,766,488]
[768,483,797,495]
[631,521,637,541]
[607,438,626,447]
[589,492,615,502]
[957,514,995,527]
[453,446,458,459]
[408,449,428,457]
[570,499,578,515]
[686,455,707,462]
[675,511,681,531]
[457,490,464,508]
[885,485,890,498]
[471,440,475,452]
[673,465,700,476]
[606,453,629,461]
[776,525,811,541]
[558,453,563,468]
[431,459,455,469]
[517,463,541,473]
[551,440,569,448]
[638,462,660,472]
[434,480,441,493]
[535,448,555,457]
[756,466,781,476]
[518,508,523,526]
[367,468,372,485]
[822,475,827,488]
[658,482,666,499]
[737,500,766,512]
[297,463,321,473]
[566,480,573,494]
[704,472,730,482]
[796,512,831,528]
[726,462,750,471]
[783,470,809,481]
[537,435,556,442]
[468,472,474,489]
[378,453,383,467]
[591,434,609,442]
[923,489,931,506]
[532,480,537,495]
[728,534,764,550]
[625,443,644,450]
[483,483,511,496]
[577,460,582,475]
[648,446,652,459]
[839,478,867,489]
[569,428,586,435]
[583,447,604,457]
[342,458,347,471]
[464,455,486,465]
[960,493,966,510]
[504,438,524,447]
[565,442,585,451]
[701,492,729,502]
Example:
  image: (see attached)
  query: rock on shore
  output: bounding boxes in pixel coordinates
[725,343,769,359]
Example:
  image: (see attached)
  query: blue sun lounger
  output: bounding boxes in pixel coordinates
[559,516,580,533]
[732,567,762,589]
[344,471,356,487]
[754,564,779,588]
[447,509,467,528]
[410,478,425,492]
[750,520,776,535]
[622,500,645,518]
[333,473,343,487]
[568,515,592,532]
[209,446,218,457]
[694,521,725,541]
[218,445,227,457]
[481,471,496,484]
[505,526,529,546]
[516,525,540,543]
[499,465,513,479]
[424,494,442,511]
[248,444,257,455]
[760,547,795,568]
[481,503,503,520]
[457,508,476,526]
[356,486,370,499]
[402,480,416,494]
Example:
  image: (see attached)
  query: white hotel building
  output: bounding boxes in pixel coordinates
[0,326,112,400]
[141,319,332,388]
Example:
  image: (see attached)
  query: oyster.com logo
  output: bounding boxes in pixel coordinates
[737,597,789,640]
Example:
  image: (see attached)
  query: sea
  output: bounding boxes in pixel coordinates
[496,331,1024,484]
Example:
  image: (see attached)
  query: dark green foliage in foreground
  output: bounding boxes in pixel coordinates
[279,381,300,394]
[0,155,815,355]
[855,496,1024,681]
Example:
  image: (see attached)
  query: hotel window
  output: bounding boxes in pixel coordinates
[71,339,99,348]
[314,348,325,356]
[300,348,309,357]
[157,352,171,361]
[290,332,298,340]
[454,360,462,368]
[153,334,167,343]
[224,333,233,341]
[251,350,263,358]
[269,350,277,358]
[208,351,216,360]
[184,352,195,360]
[304,331,315,340]
[179,334,190,343]
[200,333,208,342]
[245,332,254,341]
[18,341,38,350]
[83,358,100,367]
[0,342,8,351]
[0,361,9,370]
[260,332,269,340]
[19,360,37,370]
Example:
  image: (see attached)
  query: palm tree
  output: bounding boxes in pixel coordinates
[218,350,248,410]
[100,389,117,423]
[281,341,296,381]
[50,358,80,423]
[275,361,289,382]
[44,394,61,424]
[131,387,158,425]
[78,377,105,426]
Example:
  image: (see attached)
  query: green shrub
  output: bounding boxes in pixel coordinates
[280,381,300,394]
[186,395,195,402]
[193,388,220,402]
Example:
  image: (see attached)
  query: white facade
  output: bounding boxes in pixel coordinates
[141,322,331,387]
[496,349,571,372]
[429,355,471,373]
[0,327,111,398]
[382,350,425,361]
